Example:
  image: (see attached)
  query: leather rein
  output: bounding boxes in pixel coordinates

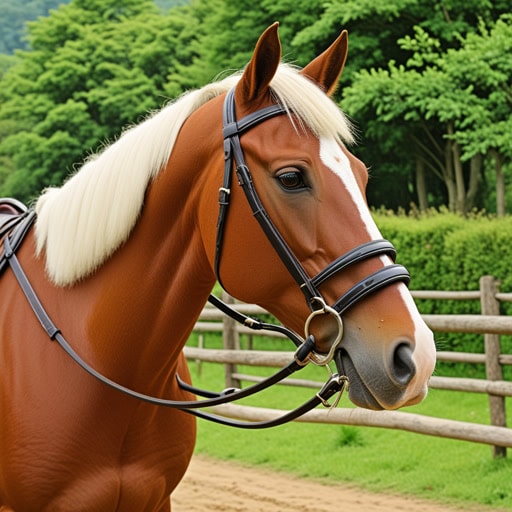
[2,88,411,428]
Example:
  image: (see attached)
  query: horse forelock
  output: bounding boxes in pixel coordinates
[269,65,354,146]
[34,64,354,287]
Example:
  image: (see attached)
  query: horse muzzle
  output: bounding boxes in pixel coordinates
[334,337,430,410]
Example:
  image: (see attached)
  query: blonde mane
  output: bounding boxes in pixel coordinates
[35,64,354,286]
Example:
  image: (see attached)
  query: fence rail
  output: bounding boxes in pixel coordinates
[186,275,512,457]
[207,404,512,448]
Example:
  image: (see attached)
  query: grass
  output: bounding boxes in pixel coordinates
[186,333,512,510]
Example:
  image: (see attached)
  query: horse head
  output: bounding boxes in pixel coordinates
[201,24,436,410]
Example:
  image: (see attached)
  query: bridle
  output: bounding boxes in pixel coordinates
[2,88,411,429]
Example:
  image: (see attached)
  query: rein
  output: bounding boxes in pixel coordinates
[4,226,346,428]
[2,87,411,429]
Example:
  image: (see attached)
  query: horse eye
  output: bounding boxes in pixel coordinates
[276,170,307,191]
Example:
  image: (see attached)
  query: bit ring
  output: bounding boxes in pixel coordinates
[304,297,344,366]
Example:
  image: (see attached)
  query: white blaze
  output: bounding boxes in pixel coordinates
[319,136,382,241]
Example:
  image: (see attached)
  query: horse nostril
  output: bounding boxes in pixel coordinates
[392,342,416,386]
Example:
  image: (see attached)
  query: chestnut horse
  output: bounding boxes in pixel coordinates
[0,24,435,511]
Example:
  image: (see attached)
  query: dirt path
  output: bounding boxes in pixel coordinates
[172,455,470,512]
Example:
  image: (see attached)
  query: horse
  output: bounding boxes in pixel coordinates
[0,23,436,511]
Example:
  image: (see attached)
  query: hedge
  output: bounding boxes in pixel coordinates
[374,210,512,377]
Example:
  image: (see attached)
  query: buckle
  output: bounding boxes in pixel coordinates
[316,374,350,408]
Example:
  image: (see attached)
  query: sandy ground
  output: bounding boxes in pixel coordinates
[172,455,472,512]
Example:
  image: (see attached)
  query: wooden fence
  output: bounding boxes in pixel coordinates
[184,275,512,457]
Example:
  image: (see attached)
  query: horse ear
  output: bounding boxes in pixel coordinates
[235,23,281,108]
[300,30,348,96]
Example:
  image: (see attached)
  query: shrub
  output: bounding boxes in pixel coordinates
[374,210,512,378]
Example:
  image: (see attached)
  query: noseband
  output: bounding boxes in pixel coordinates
[3,88,412,429]
[214,88,410,364]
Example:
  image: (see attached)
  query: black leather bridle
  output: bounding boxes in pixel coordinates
[2,88,411,428]
[217,89,410,310]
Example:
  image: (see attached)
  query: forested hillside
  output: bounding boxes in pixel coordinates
[0,0,510,213]
[0,0,64,54]
[0,0,187,53]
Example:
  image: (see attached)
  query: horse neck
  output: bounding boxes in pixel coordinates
[72,104,222,382]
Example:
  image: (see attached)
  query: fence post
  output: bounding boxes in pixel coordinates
[222,291,241,390]
[480,275,507,458]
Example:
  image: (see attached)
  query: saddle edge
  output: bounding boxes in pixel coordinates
[0,198,34,276]
[0,197,28,216]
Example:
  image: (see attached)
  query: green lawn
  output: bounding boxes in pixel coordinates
[186,334,512,510]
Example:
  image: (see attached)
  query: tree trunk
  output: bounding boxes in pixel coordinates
[415,156,428,211]
[491,150,506,216]
[465,154,482,213]
[448,122,466,213]
[444,137,457,211]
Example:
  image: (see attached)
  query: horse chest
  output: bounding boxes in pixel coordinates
[1,243,196,511]
[0,390,195,511]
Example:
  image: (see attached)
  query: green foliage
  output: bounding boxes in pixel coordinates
[0,0,66,53]
[343,11,512,213]
[164,0,275,90]
[0,0,510,211]
[0,0,187,55]
[0,54,18,79]
[0,0,191,203]
[375,209,512,297]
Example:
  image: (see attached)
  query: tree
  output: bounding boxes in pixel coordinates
[444,17,512,216]
[164,0,275,92]
[299,0,509,213]
[0,0,191,202]
[344,16,512,214]
[164,0,341,92]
